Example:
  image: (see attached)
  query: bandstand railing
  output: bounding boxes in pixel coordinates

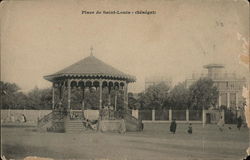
[69,110,85,120]
[37,112,53,127]
[114,109,140,125]
[37,110,66,128]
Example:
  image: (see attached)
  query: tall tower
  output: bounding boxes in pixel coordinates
[203,64,224,79]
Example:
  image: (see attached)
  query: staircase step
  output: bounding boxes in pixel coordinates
[67,123,83,124]
[66,131,84,133]
[66,126,83,127]
[66,128,84,130]
[68,120,83,122]
[64,118,88,133]
[66,129,84,131]
[68,121,81,122]
[67,124,83,125]
[66,129,85,131]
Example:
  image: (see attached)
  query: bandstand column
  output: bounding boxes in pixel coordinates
[67,79,71,110]
[99,81,103,110]
[114,90,117,111]
[82,87,85,110]
[108,87,111,106]
[236,92,239,110]
[124,82,128,110]
[218,93,221,108]
[58,83,63,108]
[227,92,230,108]
[52,83,55,110]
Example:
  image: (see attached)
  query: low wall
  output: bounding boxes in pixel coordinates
[1,109,52,124]
[1,109,100,124]
[99,120,125,133]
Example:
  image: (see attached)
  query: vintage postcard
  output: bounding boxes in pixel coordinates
[1,0,249,160]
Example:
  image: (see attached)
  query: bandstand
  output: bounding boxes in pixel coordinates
[38,49,142,133]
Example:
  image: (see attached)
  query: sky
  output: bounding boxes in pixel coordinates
[1,0,249,93]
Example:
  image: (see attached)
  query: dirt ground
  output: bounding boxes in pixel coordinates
[1,123,249,160]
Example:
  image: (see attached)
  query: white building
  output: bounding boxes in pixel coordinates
[185,64,247,109]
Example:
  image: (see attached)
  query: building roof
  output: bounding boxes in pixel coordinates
[44,55,136,82]
[203,63,225,69]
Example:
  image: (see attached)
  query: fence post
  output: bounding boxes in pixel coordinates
[132,109,138,119]
[222,109,225,122]
[152,109,155,121]
[169,109,172,121]
[202,109,206,127]
[186,109,189,122]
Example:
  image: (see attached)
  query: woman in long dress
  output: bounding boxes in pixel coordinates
[217,116,224,132]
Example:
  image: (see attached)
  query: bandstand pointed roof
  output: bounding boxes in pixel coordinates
[44,55,136,83]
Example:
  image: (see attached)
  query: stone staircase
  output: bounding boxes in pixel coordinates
[37,112,53,132]
[65,118,86,133]
[37,110,65,132]
[123,111,143,131]
[114,110,143,132]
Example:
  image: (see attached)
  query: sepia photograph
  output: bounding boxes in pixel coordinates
[1,0,249,160]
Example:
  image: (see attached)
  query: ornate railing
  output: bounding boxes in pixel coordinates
[69,110,85,120]
[100,108,116,120]
[37,112,53,127]
[124,111,140,125]
[37,110,66,128]
[114,109,139,124]
[53,110,66,120]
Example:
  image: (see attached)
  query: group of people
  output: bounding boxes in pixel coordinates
[217,115,244,131]
[100,105,115,120]
[83,119,98,130]
[3,114,27,123]
[169,119,193,134]
[169,115,244,134]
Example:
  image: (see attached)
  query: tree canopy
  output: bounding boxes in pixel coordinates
[189,78,219,110]
[0,81,26,109]
[1,78,219,110]
[166,82,190,110]
[138,82,170,110]
[137,78,219,110]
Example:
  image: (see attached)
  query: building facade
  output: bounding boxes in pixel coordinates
[185,64,247,109]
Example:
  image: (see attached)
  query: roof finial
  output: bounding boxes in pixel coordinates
[90,46,93,56]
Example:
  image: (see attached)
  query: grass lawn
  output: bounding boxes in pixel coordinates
[1,123,249,160]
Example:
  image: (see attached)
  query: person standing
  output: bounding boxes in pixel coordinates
[237,116,243,130]
[187,123,192,134]
[217,116,225,132]
[170,119,177,134]
[21,114,26,123]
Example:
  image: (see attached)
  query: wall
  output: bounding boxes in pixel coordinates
[1,109,100,124]
[1,109,52,124]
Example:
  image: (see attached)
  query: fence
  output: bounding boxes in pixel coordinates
[1,109,241,125]
[134,109,225,124]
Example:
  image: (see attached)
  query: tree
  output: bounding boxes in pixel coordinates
[189,78,219,110]
[26,87,52,110]
[0,81,24,109]
[138,82,170,110]
[166,82,190,110]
